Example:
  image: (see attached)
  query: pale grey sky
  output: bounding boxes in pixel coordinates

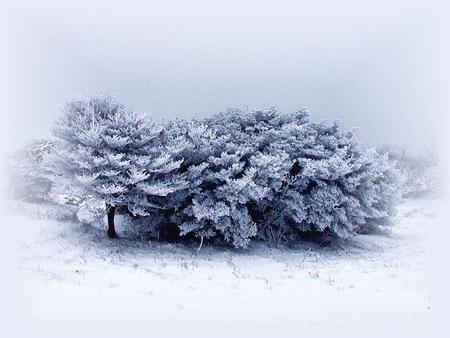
[1,0,449,151]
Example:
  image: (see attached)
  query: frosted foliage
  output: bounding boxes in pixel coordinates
[8,139,54,203]
[377,145,440,199]
[33,96,398,248]
[50,96,188,216]
[152,108,398,247]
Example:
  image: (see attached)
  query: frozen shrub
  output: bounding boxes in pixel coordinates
[41,95,399,248]
[8,139,54,203]
[149,108,399,247]
[378,145,439,199]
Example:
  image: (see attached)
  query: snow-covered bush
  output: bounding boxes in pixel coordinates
[40,95,399,248]
[140,108,399,248]
[50,96,187,238]
[8,139,54,203]
[164,118,268,248]
[377,145,439,199]
[242,109,399,242]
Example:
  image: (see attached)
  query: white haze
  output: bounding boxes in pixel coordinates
[1,0,449,155]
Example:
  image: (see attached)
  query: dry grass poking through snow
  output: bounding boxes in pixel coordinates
[2,197,449,338]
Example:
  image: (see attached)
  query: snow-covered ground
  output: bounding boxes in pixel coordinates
[1,197,449,338]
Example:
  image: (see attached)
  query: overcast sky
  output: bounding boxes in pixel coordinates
[1,0,449,151]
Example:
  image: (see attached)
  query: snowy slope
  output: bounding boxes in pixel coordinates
[1,198,449,338]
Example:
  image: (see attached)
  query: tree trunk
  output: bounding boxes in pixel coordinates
[106,203,118,238]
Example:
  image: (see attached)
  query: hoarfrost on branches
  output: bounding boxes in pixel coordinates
[49,96,189,237]
[10,95,402,248]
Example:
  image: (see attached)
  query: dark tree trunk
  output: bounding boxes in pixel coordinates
[106,203,118,238]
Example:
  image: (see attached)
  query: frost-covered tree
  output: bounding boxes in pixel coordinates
[8,139,54,203]
[147,117,268,248]
[221,108,397,245]
[50,96,186,238]
[48,97,399,247]
[156,108,398,248]
[377,145,439,198]
[226,109,398,243]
